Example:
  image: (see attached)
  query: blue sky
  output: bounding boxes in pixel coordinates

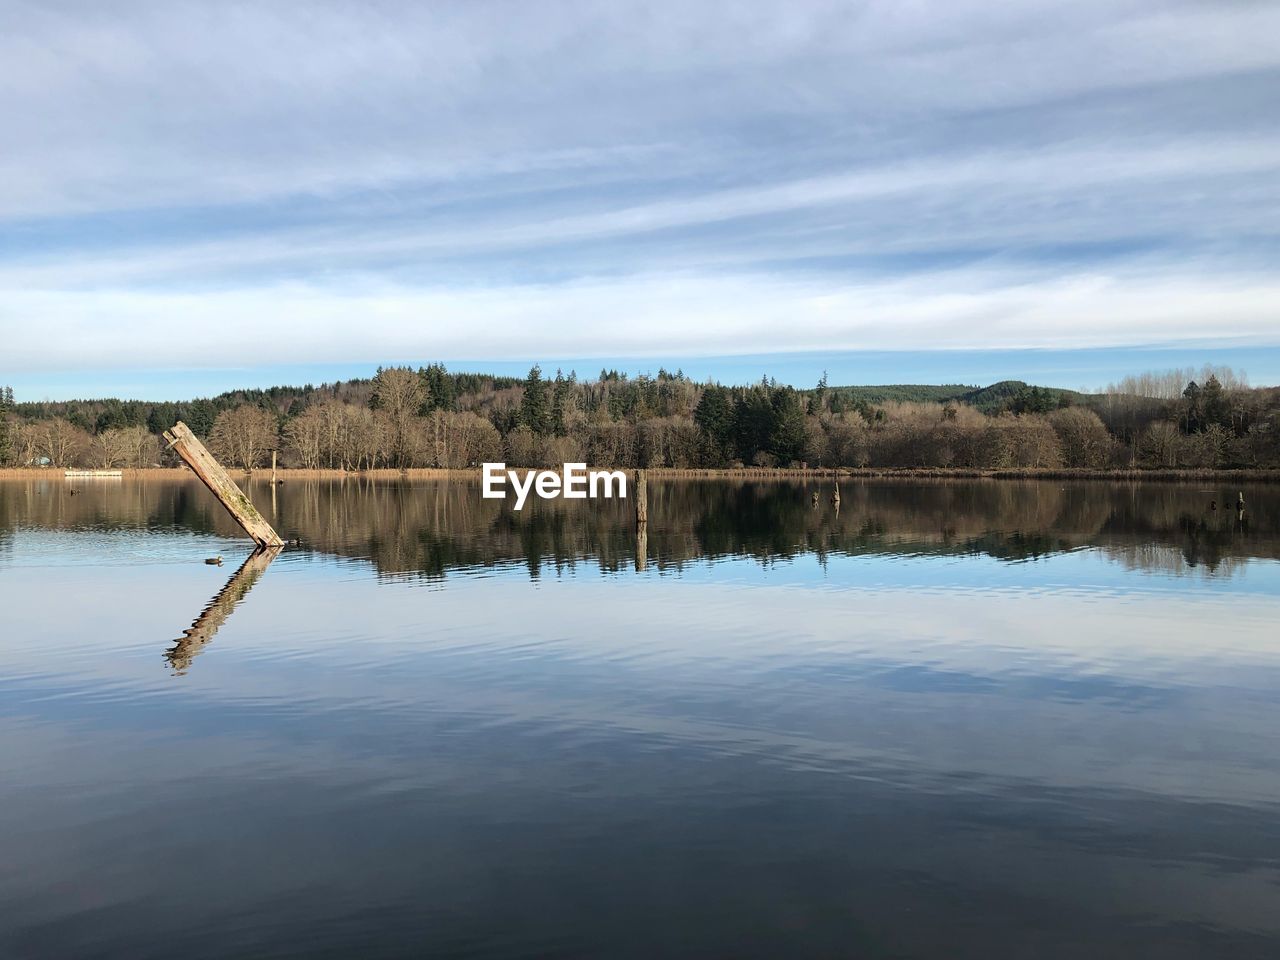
[3,1,1279,401]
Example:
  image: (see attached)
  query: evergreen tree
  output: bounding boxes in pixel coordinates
[551,369,571,436]
[694,385,734,462]
[808,371,828,415]
[733,388,775,464]
[1009,385,1056,415]
[1180,380,1203,433]
[1201,374,1227,430]
[186,399,217,436]
[521,365,550,435]
[0,385,13,464]
[769,387,807,464]
[419,363,456,413]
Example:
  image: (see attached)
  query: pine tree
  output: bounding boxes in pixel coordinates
[694,385,734,463]
[769,387,807,464]
[419,363,456,413]
[0,385,13,465]
[1201,374,1227,430]
[808,371,828,415]
[551,369,571,436]
[520,365,550,435]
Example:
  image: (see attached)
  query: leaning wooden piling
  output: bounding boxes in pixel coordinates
[162,421,283,548]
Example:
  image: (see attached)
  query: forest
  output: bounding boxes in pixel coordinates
[1,364,1277,472]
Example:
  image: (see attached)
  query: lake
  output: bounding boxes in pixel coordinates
[1,476,1278,959]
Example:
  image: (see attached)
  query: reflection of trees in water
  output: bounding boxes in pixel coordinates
[0,476,229,536]
[1092,484,1260,574]
[260,478,1280,579]
[2,476,1276,579]
[1104,541,1249,578]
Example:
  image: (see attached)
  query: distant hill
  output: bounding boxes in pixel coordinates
[957,380,1087,412]
[11,376,1093,436]
[819,384,976,405]
[820,380,1087,414]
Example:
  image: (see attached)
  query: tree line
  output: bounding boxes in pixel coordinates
[2,363,1278,471]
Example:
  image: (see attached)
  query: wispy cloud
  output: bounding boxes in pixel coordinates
[2,0,1279,383]
[5,267,1277,372]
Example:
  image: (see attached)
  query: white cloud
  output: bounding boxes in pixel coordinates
[4,267,1277,371]
[3,136,1276,289]
[2,0,1278,371]
[4,0,1279,218]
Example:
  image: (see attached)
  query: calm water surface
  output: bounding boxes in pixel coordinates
[1,477,1278,959]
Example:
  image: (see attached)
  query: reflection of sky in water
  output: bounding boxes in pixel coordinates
[4,534,1279,802]
[2,494,1280,957]
[653,545,1280,597]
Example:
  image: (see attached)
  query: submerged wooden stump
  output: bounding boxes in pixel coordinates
[163,421,283,548]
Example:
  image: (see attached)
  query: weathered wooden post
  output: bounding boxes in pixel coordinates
[163,421,284,548]
[271,450,278,485]
[634,468,648,572]
[635,469,648,526]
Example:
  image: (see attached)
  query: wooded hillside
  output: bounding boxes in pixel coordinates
[2,365,1276,471]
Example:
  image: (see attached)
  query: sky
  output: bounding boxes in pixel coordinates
[2,0,1279,401]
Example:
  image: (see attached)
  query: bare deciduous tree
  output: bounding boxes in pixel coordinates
[371,367,424,467]
[1048,408,1115,468]
[284,406,326,468]
[91,426,156,467]
[209,406,278,470]
[12,421,44,466]
[40,418,91,467]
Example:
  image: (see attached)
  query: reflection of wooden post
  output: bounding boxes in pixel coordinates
[167,546,281,673]
[270,449,279,517]
[162,421,283,548]
[635,469,648,525]
[634,469,648,571]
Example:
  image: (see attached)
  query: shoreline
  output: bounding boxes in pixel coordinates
[3,466,1279,483]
